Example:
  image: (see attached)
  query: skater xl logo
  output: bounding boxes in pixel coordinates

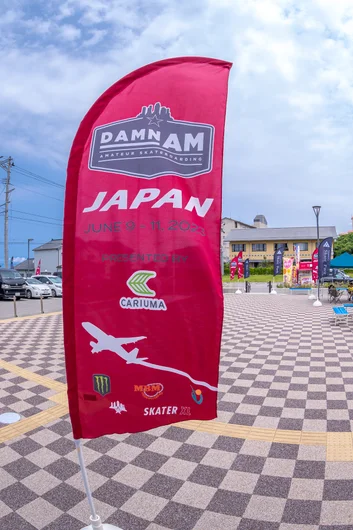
[89,103,214,179]
[120,271,167,311]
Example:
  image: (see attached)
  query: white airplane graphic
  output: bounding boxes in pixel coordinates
[82,323,148,364]
[82,322,218,392]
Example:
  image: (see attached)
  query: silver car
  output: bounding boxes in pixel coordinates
[24,278,51,299]
[32,275,63,297]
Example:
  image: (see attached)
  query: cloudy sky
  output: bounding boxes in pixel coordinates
[1,0,353,263]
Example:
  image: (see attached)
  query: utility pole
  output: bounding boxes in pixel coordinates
[1,156,14,269]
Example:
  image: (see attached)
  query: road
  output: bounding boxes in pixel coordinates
[0,296,62,319]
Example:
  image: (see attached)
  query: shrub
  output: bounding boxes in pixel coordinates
[249,267,274,275]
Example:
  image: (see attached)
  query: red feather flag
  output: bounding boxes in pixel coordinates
[63,57,232,439]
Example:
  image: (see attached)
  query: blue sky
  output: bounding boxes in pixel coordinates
[1,0,353,264]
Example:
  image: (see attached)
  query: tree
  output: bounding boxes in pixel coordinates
[262,256,270,267]
[334,233,353,257]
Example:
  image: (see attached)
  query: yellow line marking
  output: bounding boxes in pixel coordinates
[300,432,327,446]
[0,359,66,392]
[50,391,68,406]
[0,310,62,324]
[0,358,69,443]
[273,430,302,444]
[0,405,68,443]
[1,359,353,460]
[327,432,353,461]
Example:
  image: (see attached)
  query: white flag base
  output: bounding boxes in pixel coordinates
[313,299,322,307]
[235,289,242,294]
[270,290,277,295]
[81,516,122,530]
[75,441,123,530]
[308,293,316,300]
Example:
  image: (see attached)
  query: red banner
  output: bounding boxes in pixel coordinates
[35,260,41,275]
[230,255,238,280]
[237,252,244,279]
[312,248,318,283]
[63,57,232,439]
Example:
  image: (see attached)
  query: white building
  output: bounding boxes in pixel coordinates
[33,239,62,274]
[221,217,255,261]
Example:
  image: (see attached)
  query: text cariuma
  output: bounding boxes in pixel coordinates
[83,189,214,218]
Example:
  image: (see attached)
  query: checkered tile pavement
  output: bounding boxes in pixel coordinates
[219,295,353,432]
[0,315,65,383]
[1,295,353,529]
[0,369,57,422]
[2,418,353,529]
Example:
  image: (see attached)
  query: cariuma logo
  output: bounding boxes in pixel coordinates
[89,102,214,179]
[119,271,167,311]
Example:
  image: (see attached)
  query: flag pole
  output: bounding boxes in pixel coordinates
[271,275,277,295]
[236,279,242,294]
[75,440,122,530]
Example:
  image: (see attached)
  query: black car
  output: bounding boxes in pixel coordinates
[0,269,26,300]
[320,268,351,284]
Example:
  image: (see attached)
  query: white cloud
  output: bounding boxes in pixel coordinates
[59,24,81,41]
[1,0,353,231]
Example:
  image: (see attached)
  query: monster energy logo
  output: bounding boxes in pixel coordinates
[93,374,111,396]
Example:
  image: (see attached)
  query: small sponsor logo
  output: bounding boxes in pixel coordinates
[89,102,214,179]
[191,387,203,405]
[109,401,127,414]
[323,241,330,248]
[120,297,167,311]
[134,383,164,399]
[144,406,178,416]
[127,270,156,296]
[120,270,167,311]
[93,374,111,396]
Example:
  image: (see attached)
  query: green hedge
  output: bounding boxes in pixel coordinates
[250,267,274,275]
[224,264,276,275]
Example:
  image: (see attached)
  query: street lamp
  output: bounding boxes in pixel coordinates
[27,238,33,278]
[312,206,322,307]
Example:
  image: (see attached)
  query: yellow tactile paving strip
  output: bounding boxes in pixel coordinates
[0,359,66,393]
[0,359,68,443]
[0,310,62,324]
[0,357,350,460]
[0,312,352,460]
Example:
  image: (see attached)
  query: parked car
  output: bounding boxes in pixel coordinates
[24,278,51,299]
[32,275,62,297]
[320,268,351,284]
[53,272,62,279]
[0,269,26,300]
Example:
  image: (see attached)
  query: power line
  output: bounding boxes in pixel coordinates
[11,182,64,202]
[10,209,63,222]
[0,241,46,244]
[0,214,62,227]
[12,165,65,189]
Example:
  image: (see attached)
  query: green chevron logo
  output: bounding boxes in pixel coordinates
[127,271,157,297]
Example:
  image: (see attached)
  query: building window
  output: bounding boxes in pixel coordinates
[252,243,267,252]
[293,242,308,251]
[232,244,246,252]
[274,243,288,251]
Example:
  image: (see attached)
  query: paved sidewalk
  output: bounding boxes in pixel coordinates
[0,297,62,320]
[1,295,353,529]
